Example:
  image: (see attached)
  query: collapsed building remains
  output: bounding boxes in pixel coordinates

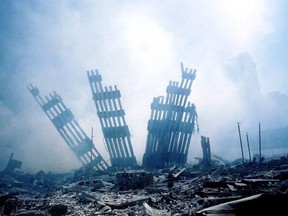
[201,136,212,167]
[115,170,153,190]
[142,63,198,169]
[2,153,22,173]
[1,156,288,215]
[27,84,109,171]
[27,63,197,171]
[87,70,137,169]
[4,63,285,215]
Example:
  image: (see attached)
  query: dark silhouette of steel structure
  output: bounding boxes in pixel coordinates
[142,63,198,169]
[87,70,137,168]
[27,84,109,171]
[201,136,212,167]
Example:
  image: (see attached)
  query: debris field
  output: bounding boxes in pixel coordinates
[1,155,288,215]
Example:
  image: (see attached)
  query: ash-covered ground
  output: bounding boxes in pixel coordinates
[1,155,288,216]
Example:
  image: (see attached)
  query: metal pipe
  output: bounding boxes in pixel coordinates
[259,122,262,163]
[237,122,245,164]
[246,132,252,163]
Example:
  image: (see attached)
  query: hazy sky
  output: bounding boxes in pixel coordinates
[1,0,288,172]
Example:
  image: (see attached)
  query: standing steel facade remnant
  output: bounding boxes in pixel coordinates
[142,63,198,169]
[2,153,22,173]
[27,84,109,171]
[201,136,212,167]
[87,70,137,168]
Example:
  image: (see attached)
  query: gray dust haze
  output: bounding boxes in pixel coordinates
[1,1,288,172]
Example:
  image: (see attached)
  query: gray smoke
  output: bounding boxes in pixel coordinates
[1,1,287,172]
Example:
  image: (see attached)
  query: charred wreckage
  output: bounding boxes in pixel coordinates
[1,63,288,215]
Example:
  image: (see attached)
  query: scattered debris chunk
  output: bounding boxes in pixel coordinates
[115,170,153,190]
[144,202,171,216]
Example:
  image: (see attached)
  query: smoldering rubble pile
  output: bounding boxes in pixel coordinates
[1,156,288,216]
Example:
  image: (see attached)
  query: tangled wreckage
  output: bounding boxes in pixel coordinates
[26,62,198,171]
[1,63,288,215]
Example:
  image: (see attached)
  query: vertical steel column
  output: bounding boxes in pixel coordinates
[201,136,212,167]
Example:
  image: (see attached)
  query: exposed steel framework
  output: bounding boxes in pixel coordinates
[27,84,109,171]
[201,136,212,167]
[142,63,198,169]
[87,70,137,168]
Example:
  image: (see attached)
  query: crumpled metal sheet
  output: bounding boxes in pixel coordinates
[196,193,288,216]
